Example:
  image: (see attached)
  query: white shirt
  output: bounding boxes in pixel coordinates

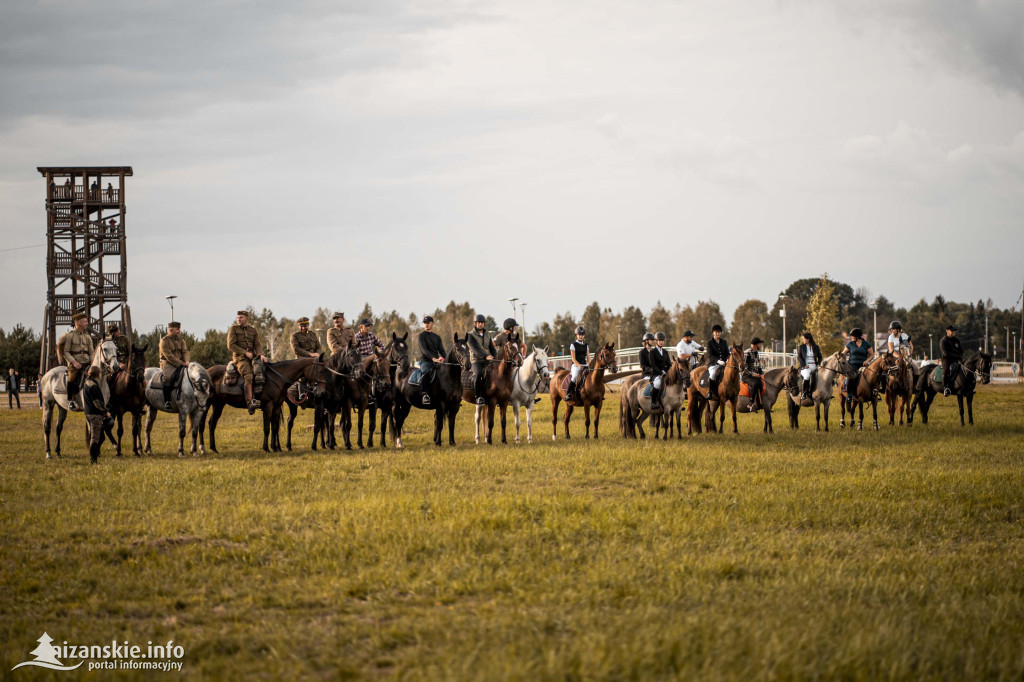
[675,339,702,357]
[888,333,909,350]
[804,344,817,369]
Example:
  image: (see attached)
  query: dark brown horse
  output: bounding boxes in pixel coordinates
[206,357,319,452]
[687,344,743,434]
[462,338,523,444]
[393,334,470,447]
[839,352,899,430]
[910,352,992,426]
[341,348,392,450]
[282,355,328,451]
[550,342,618,440]
[108,343,148,456]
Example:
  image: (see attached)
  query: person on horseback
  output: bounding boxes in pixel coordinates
[566,325,589,404]
[60,312,93,410]
[417,315,446,406]
[468,314,496,405]
[797,332,822,400]
[354,318,385,358]
[940,324,962,396]
[639,332,661,409]
[227,310,266,414]
[887,320,913,357]
[327,312,355,355]
[494,318,519,350]
[159,322,191,410]
[290,316,322,358]
[107,323,130,367]
[675,330,704,365]
[841,327,874,404]
[706,324,728,396]
[742,337,765,412]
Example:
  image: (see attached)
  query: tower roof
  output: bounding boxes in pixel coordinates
[37,166,133,176]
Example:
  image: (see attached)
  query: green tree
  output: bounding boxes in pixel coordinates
[648,301,672,336]
[550,311,579,353]
[0,325,41,387]
[693,300,727,344]
[805,275,842,355]
[190,329,232,367]
[580,302,602,342]
[671,303,698,342]
[618,306,646,347]
[730,299,768,345]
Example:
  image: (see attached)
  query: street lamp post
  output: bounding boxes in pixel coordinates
[520,303,528,345]
[869,298,878,353]
[1013,331,1017,365]
[929,333,933,361]
[165,295,177,322]
[1006,326,1011,360]
[778,294,788,356]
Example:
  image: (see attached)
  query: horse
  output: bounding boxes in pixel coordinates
[206,357,321,453]
[108,343,149,456]
[550,342,618,440]
[142,362,213,457]
[462,338,523,444]
[342,348,393,449]
[783,352,847,432]
[316,346,365,450]
[283,356,328,451]
[687,344,743,435]
[910,352,992,426]
[620,355,690,439]
[733,366,791,435]
[393,334,470,448]
[40,339,119,459]
[377,334,410,447]
[506,345,551,444]
[838,352,899,430]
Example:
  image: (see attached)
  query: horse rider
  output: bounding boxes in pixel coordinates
[83,365,114,464]
[290,316,322,359]
[354,318,385,358]
[706,324,729,396]
[493,318,519,352]
[797,331,822,400]
[940,324,962,396]
[107,323,130,368]
[639,332,659,407]
[467,314,496,405]
[159,322,191,410]
[227,310,266,414]
[675,329,704,366]
[841,327,874,404]
[565,325,590,404]
[742,337,765,412]
[417,315,446,405]
[60,311,93,410]
[887,320,913,357]
[327,312,355,355]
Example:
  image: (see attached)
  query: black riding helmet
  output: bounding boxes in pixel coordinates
[575,326,585,336]
[849,327,863,338]
[655,331,666,341]
[503,318,516,330]
[642,332,655,342]
[474,314,486,324]
[889,320,902,331]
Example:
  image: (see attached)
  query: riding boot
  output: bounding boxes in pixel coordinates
[66,375,78,410]
[162,380,174,410]
[802,379,810,400]
[89,442,101,464]
[245,382,259,414]
[475,377,486,405]
[566,380,576,403]
[650,383,662,409]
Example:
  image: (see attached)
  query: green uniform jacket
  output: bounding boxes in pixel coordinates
[291,330,321,358]
[159,334,190,378]
[327,327,354,355]
[60,329,93,366]
[111,335,131,365]
[227,324,262,363]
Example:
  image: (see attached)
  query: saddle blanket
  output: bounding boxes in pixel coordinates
[559,374,572,393]
[739,378,765,398]
[408,368,423,386]
[461,370,475,391]
[931,366,945,383]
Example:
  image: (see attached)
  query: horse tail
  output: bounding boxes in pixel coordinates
[619,388,632,437]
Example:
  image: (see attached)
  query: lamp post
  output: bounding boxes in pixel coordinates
[520,303,528,345]
[929,333,933,361]
[165,295,177,322]
[1013,331,1017,365]
[1006,326,1011,360]
[869,298,878,353]
[778,294,788,356]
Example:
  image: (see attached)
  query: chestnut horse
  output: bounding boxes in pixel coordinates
[550,342,618,440]
[884,351,915,426]
[108,342,148,456]
[462,338,523,444]
[838,352,899,430]
[687,344,743,434]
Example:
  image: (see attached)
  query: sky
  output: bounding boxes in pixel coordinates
[1,0,1022,335]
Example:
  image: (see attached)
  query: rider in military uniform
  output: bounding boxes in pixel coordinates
[227,310,266,413]
[327,312,355,355]
[290,316,322,358]
[159,322,190,410]
[60,312,93,410]
[107,323,130,368]
[467,314,496,405]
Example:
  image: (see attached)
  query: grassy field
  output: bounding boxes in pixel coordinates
[2,386,1023,680]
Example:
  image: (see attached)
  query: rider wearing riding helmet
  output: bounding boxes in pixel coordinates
[493,318,520,357]
[566,325,589,403]
[742,337,765,412]
[467,314,496,405]
[887,320,913,357]
[939,324,962,396]
[706,324,729,395]
[797,331,822,400]
[639,332,665,409]
[841,327,874,404]
[417,315,446,405]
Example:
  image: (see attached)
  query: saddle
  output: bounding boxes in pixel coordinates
[461,369,475,391]
[409,368,424,386]
[225,361,240,387]
[642,380,664,399]
[738,377,765,398]
[931,365,945,384]
[151,366,186,397]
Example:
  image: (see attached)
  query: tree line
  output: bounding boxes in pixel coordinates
[2,276,1021,387]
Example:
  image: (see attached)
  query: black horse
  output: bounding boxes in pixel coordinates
[375,333,410,447]
[911,352,992,426]
[392,334,470,447]
[283,355,328,451]
[319,345,365,450]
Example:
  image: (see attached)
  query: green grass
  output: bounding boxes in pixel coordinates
[2,387,1023,680]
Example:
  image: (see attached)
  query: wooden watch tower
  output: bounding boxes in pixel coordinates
[37,166,134,374]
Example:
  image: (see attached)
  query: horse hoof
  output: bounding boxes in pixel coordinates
[45,452,52,460]
[551,435,556,441]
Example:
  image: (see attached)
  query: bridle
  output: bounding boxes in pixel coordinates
[515,352,548,395]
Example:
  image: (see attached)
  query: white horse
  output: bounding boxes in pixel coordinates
[142,362,213,457]
[506,346,550,444]
[787,351,843,432]
[40,340,119,459]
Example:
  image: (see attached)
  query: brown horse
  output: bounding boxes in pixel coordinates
[206,357,319,453]
[687,344,743,434]
[282,355,328,451]
[884,351,915,426]
[839,352,899,430]
[550,342,618,440]
[108,342,148,456]
[342,348,392,450]
[462,338,523,444]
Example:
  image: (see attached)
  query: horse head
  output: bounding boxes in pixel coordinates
[368,348,392,390]
[343,346,365,380]
[451,333,471,372]
[129,343,148,383]
[305,359,328,399]
[95,340,120,376]
[503,338,524,368]
[596,343,618,373]
[674,354,692,388]
[532,346,551,380]
[189,363,213,408]
[834,352,854,377]
[387,335,410,375]
[976,352,993,385]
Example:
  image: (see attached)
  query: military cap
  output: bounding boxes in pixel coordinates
[237,310,250,317]
[297,316,310,325]
[107,323,120,333]
[72,312,87,322]
[168,321,181,329]
[332,312,345,320]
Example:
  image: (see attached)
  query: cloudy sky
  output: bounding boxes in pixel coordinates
[1,0,1022,335]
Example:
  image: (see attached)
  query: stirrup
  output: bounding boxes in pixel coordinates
[67,399,77,410]
[164,401,172,410]
[421,394,431,405]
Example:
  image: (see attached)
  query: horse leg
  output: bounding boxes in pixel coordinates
[593,403,601,439]
[765,405,773,434]
[356,406,366,449]
[730,400,737,434]
[514,403,522,444]
[499,404,507,444]
[43,402,54,459]
[584,404,591,439]
[563,403,574,440]
[675,409,682,439]
[823,399,830,432]
[485,404,495,445]
[189,411,200,456]
[55,407,67,457]
[526,404,534,444]
[177,411,187,457]
[967,393,974,426]
[131,410,142,456]
[448,403,458,445]
[368,405,377,448]
[432,407,443,446]
[208,402,224,453]
[286,403,296,451]
[871,398,879,431]
[115,413,124,456]
[144,407,156,454]
[958,395,965,426]
[637,410,647,439]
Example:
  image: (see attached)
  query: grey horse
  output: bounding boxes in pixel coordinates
[734,366,792,435]
[785,352,845,432]
[142,362,213,457]
[506,346,551,444]
[40,339,119,459]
